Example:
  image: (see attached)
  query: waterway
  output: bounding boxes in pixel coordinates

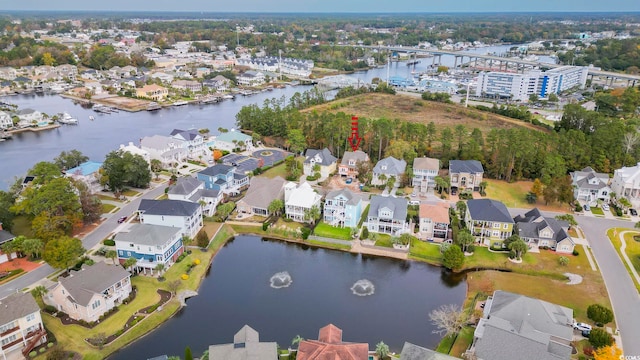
[109,235,466,359]
[0,43,543,189]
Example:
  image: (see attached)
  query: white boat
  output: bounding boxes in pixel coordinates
[89,115,95,121]
[173,100,189,106]
[58,112,78,125]
[222,94,235,100]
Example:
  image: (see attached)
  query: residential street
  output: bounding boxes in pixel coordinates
[0,183,167,299]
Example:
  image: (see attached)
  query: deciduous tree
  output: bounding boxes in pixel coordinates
[54,150,88,171]
[42,236,85,271]
[442,245,464,270]
[429,304,465,337]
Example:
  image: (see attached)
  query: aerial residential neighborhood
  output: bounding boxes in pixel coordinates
[0,4,639,360]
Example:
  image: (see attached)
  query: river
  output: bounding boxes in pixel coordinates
[109,235,466,359]
[0,43,544,189]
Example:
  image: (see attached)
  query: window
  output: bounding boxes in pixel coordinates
[503,223,509,229]
[129,244,134,248]
[26,313,35,322]
[493,223,500,229]
[492,230,500,237]
[91,300,101,310]
[0,321,16,333]
[1,334,17,346]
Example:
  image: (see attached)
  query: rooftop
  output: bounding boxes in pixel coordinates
[115,224,182,248]
[0,292,40,326]
[467,199,513,223]
[138,199,200,217]
[59,262,131,307]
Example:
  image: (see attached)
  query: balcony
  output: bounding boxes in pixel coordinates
[0,325,19,337]
[1,336,24,350]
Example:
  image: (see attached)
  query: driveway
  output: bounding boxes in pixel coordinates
[0,183,168,300]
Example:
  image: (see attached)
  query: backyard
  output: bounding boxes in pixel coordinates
[483,179,570,213]
[313,221,353,240]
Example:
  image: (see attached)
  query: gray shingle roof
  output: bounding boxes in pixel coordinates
[370,195,408,221]
[514,208,572,246]
[400,342,460,360]
[304,148,337,166]
[467,199,513,223]
[325,188,364,206]
[0,292,40,326]
[449,160,484,174]
[199,164,234,177]
[209,325,278,360]
[170,128,200,141]
[413,157,440,171]
[0,229,16,245]
[239,176,286,210]
[115,224,182,247]
[59,262,131,307]
[373,156,407,175]
[341,151,369,169]
[168,176,202,196]
[139,199,200,217]
[474,290,573,360]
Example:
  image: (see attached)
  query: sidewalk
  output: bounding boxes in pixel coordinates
[351,240,408,260]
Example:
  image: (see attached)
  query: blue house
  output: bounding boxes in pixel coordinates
[197,164,248,195]
[114,224,184,273]
[323,189,364,228]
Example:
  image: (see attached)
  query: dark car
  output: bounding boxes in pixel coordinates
[582,329,591,338]
[117,216,127,223]
[631,208,638,216]
[451,188,457,195]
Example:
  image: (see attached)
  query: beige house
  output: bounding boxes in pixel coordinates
[449,160,484,192]
[0,292,47,360]
[44,262,132,322]
[237,176,286,216]
[136,84,168,101]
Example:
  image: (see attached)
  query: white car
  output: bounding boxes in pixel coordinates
[602,204,610,211]
[573,322,592,332]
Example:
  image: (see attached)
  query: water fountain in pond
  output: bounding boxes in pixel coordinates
[350,279,375,296]
[270,271,292,289]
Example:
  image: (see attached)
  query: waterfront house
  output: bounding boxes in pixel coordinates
[570,167,611,203]
[469,290,573,360]
[208,325,277,360]
[418,202,450,241]
[372,156,407,186]
[115,224,184,273]
[0,110,12,129]
[338,150,370,179]
[83,81,103,95]
[412,157,440,193]
[149,72,174,84]
[610,162,640,209]
[64,161,103,193]
[136,84,168,101]
[237,176,286,216]
[323,188,364,228]
[367,195,409,235]
[284,182,322,223]
[449,160,484,192]
[0,226,16,264]
[167,176,221,217]
[137,199,203,239]
[297,324,369,360]
[0,67,17,80]
[170,128,209,159]
[237,70,265,86]
[514,208,575,253]
[202,75,232,91]
[44,262,131,323]
[119,142,151,164]
[465,199,514,247]
[16,108,43,127]
[303,148,338,179]
[171,79,202,92]
[400,342,460,360]
[0,292,47,360]
[140,135,188,168]
[212,130,253,152]
[197,164,249,196]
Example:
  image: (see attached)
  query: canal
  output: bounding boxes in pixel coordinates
[109,235,466,359]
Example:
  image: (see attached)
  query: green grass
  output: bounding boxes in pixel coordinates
[0,269,25,285]
[259,162,288,179]
[313,222,353,240]
[449,326,474,358]
[607,228,640,293]
[435,334,456,354]
[409,240,442,264]
[373,233,393,248]
[101,203,118,213]
[306,239,351,250]
[11,215,34,237]
[590,207,604,215]
[122,189,140,197]
[96,194,120,202]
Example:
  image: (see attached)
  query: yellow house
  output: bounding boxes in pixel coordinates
[465,199,514,247]
[136,84,168,101]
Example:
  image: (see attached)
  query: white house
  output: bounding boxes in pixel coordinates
[44,262,131,323]
[237,70,265,86]
[16,108,43,127]
[140,135,188,168]
[284,182,322,223]
[0,292,47,360]
[137,199,203,239]
[611,162,640,208]
[115,224,185,273]
[167,176,222,217]
[570,166,610,203]
[212,130,253,152]
[0,110,12,129]
[119,142,151,164]
[412,157,440,193]
[303,148,338,180]
[170,129,210,159]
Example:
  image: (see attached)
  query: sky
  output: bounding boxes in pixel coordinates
[3,0,640,13]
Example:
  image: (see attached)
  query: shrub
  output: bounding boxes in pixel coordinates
[194,259,200,265]
[467,244,475,253]
[442,245,464,270]
[44,305,57,313]
[176,253,186,263]
[48,343,54,348]
[588,328,614,348]
[40,347,46,353]
[262,222,269,231]
[362,227,369,239]
[181,274,189,280]
[575,203,583,212]
[103,239,115,246]
[361,186,370,192]
[587,304,614,324]
[584,346,594,357]
[301,227,311,240]
[283,218,293,222]
[196,230,209,248]
[29,351,37,358]
[573,249,580,256]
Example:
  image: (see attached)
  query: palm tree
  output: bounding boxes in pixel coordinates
[123,257,138,273]
[155,263,165,277]
[377,173,387,186]
[375,341,389,360]
[291,335,303,349]
[304,205,321,226]
[106,250,117,265]
[268,199,284,217]
[150,159,163,180]
[30,285,48,300]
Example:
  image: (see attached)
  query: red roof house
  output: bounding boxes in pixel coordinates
[297,324,369,360]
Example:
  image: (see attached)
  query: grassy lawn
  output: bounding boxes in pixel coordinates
[11,215,34,237]
[122,189,140,197]
[607,228,640,292]
[449,326,474,358]
[435,334,456,354]
[313,222,353,240]
[483,179,569,213]
[96,194,120,202]
[101,203,118,213]
[409,240,442,264]
[230,219,305,240]
[306,239,351,251]
[259,162,288,179]
[590,207,604,215]
[374,233,394,248]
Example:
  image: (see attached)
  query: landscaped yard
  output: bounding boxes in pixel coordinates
[607,228,640,292]
[483,179,570,213]
[259,161,288,178]
[373,233,394,248]
[590,207,604,215]
[409,240,442,264]
[313,222,353,240]
[122,189,140,197]
[101,203,118,213]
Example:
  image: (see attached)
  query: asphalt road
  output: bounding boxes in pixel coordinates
[0,184,167,299]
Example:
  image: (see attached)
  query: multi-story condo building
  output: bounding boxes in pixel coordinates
[465,199,514,246]
[367,195,409,235]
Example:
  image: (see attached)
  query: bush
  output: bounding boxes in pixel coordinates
[283,218,293,222]
[262,222,269,231]
[196,230,209,248]
[588,328,614,348]
[442,245,464,270]
[467,244,475,253]
[40,347,46,353]
[575,203,583,212]
[181,274,189,280]
[176,253,186,263]
[194,259,200,265]
[29,351,37,358]
[362,227,369,239]
[361,186,370,192]
[573,249,580,256]
[587,304,614,324]
[103,239,115,246]
[48,343,54,348]
[301,227,311,240]
[44,305,57,313]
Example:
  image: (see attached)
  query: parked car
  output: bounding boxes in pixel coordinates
[581,329,591,337]
[584,204,590,211]
[602,204,610,211]
[117,216,127,223]
[345,178,353,184]
[630,208,638,216]
[451,188,457,195]
[573,322,593,332]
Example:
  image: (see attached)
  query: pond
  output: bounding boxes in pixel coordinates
[109,235,466,359]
